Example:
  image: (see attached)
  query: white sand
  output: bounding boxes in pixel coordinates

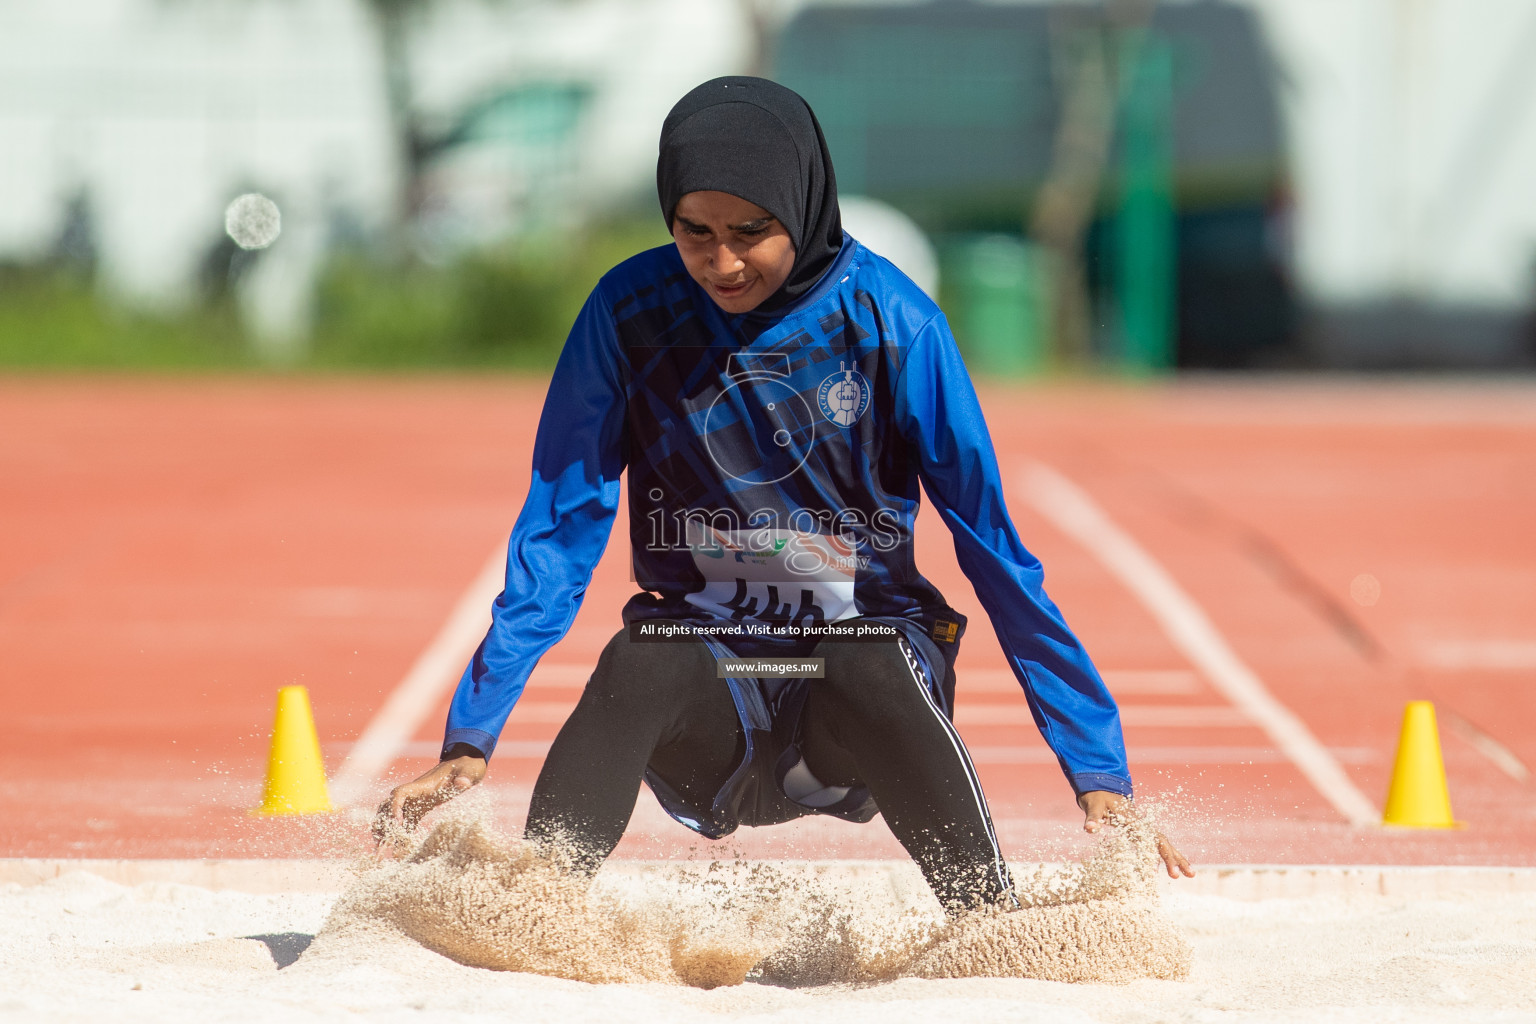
[4,856,1535,1023]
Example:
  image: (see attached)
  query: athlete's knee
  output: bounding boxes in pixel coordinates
[814,639,932,714]
[580,621,715,708]
[928,857,1018,917]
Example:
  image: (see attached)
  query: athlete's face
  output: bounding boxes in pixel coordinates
[672,191,796,314]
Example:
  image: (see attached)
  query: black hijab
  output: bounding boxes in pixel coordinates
[657,76,843,313]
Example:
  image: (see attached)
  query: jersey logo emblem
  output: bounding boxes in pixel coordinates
[932,619,960,644]
[817,362,870,427]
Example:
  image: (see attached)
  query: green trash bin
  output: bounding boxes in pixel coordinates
[947,235,1049,376]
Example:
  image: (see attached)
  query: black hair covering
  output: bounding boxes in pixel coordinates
[658,76,842,313]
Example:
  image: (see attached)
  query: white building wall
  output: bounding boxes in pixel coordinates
[0,0,749,309]
[0,0,395,307]
[3,0,1533,313]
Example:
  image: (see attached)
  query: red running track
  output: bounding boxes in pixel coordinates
[2,376,1533,865]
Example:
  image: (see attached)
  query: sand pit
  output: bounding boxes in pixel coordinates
[327,815,1190,987]
[4,842,1535,1023]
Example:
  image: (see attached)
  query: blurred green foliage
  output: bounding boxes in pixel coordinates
[309,219,670,369]
[0,265,251,369]
[0,218,673,372]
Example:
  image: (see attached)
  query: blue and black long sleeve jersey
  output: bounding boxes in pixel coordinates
[443,234,1132,798]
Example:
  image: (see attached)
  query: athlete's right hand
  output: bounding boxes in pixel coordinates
[372,751,487,850]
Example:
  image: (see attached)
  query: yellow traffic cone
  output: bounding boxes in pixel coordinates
[1382,701,1460,829]
[253,685,334,815]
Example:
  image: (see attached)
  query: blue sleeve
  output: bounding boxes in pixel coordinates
[896,315,1131,797]
[442,288,627,760]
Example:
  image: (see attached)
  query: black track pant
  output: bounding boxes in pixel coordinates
[524,624,1015,913]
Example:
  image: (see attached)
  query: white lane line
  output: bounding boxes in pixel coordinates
[1018,461,1381,827]
[330,739,554,761]
[328,739,1380,768]
[1119,704,1251,727]
[521,663,597,686]
[955,704,1251,728]
[968,745,1381,766]
[1103,669,1203,694]
[1439,711,1531,783]
[1420,640,1536,670]
[962,667,1202,694]
[329,543,506,807]
[470,701,578,723]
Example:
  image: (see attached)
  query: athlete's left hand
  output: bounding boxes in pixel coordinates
[372,751,487,853]
[1078,790,1195,879]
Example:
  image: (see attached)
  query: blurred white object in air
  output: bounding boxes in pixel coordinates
[225,193,282,250]
[1350,573,1381,606]
[839,195,938,299]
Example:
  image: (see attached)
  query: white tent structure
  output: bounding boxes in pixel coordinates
[1243,0,1536,308]
[0,0,749,353]
[1,0,1533,358]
